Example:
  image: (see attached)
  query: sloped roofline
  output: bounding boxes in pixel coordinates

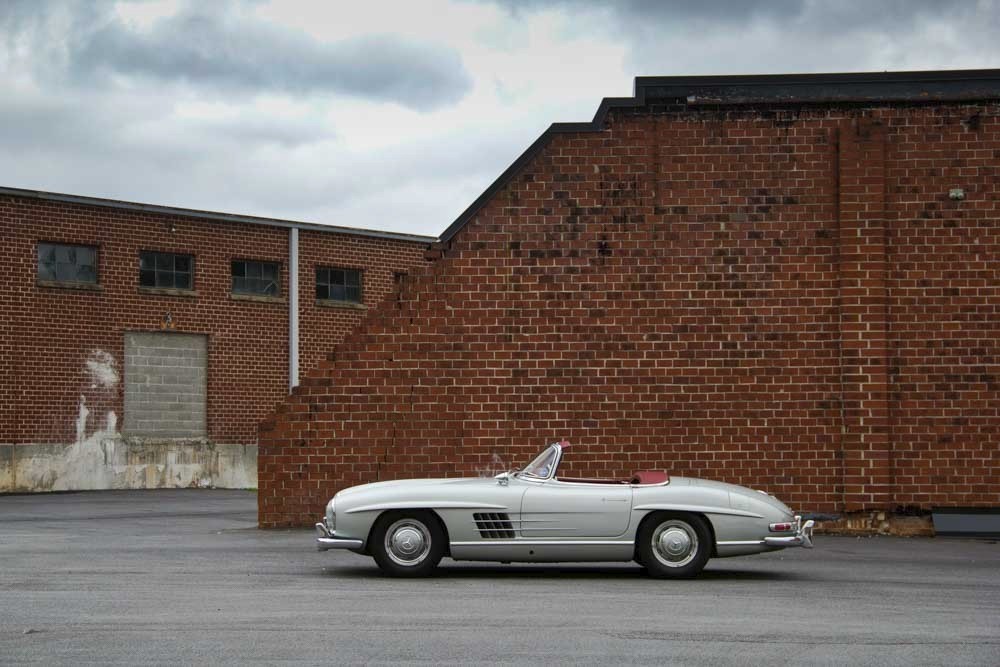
[0,185,436,245]
[438,68,1000,243]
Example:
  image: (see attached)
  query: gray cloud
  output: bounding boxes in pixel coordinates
[0,80,523,235]
[475,0,1000,78]
[488,0,806,24]
[484,0,961,30]
[6,0,473,111]
[612,0,1000,77]
[0,1,490,235]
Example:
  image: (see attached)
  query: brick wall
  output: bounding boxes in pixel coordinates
[1,194,429,451]
[259,100,1000,527]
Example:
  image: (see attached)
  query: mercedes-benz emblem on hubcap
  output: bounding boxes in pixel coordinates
[390,526,426,561]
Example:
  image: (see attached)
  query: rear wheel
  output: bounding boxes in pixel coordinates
[637,513,711,579]
[370,511,445,577]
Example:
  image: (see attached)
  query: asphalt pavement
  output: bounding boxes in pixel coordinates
[1,490,998,665]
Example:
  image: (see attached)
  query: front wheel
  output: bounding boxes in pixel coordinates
[637,513,711,579]
[370,511,445,577]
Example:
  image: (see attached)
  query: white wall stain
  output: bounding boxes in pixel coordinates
[85,350,119,389]
[61,406,122,490]
[2,353,255,492]
[75,395,90,444]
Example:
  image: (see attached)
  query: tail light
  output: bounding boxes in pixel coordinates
[769,522,793,532]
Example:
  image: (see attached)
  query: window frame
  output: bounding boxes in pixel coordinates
[315,266,364,305]
[138,250,195,292]
[230,258,282,298]
[36,241,100,288]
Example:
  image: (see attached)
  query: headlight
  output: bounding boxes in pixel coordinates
[326,498,336,531]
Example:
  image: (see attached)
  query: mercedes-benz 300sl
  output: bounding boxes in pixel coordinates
[315,441,814,578]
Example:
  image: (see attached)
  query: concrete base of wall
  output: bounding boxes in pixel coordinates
[0,439,257,492]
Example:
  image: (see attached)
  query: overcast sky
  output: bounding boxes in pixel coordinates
[2,0,998,236]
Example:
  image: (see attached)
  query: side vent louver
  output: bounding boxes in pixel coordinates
[473,512,515,539]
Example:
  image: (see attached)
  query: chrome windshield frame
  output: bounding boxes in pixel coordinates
[517,443,563,481]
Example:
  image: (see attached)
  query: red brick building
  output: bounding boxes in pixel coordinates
[0,188,432,491]
[258,70,1000,528]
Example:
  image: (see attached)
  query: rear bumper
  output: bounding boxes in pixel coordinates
[315,523,364,551]
[764,516,815,549]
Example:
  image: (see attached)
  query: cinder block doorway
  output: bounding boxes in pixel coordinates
[123,332,207,438]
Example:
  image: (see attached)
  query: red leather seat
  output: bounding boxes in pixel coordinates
[630,470,669,485]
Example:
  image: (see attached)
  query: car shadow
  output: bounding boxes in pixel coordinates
[322,563,794,581]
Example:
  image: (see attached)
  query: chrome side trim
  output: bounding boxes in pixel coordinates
[450,540,632,547]
[504,527,580,532]
[632,504,765,519]
[344,501,509,514]
[469,518,556,524]
[716,540,766,547]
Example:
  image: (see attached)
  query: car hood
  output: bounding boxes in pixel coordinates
[335,476,494,498]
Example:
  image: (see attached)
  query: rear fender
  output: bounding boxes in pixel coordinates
[633,510,719,560]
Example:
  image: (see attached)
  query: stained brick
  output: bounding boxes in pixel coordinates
[258,100,1000,527]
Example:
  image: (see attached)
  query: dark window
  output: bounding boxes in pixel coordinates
[140,251,193,290]
[37,242,98,284]
[315,267,362,303]
[232,260,280,297]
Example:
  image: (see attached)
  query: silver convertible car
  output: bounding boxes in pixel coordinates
[315,441,814,578]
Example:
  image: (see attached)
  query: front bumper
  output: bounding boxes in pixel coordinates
[315,522,364,551]
[763,515,815,549]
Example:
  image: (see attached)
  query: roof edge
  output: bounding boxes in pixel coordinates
[637,68,1000,105]
[439,68,1000,243]
[0,186,436,245]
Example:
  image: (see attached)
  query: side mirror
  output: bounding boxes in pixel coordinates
[495,471,510,486]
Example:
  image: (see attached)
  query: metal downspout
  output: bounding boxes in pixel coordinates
[289,226,299,392]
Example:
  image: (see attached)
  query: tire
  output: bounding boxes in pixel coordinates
[637,513,711,579]
[370,511,445,577]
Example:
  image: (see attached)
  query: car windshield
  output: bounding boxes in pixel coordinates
[519,445,559,479]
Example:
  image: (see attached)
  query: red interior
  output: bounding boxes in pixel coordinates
[554,442,668,485]
[629,470,669,485]
[556,470,669,485]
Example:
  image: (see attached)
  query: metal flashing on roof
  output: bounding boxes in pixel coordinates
[636,69,1000,105]
[0,186,435,245]
[438,68,1000,243]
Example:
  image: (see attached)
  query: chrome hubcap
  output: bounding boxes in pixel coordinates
[652,521,698,567]
[384,519,431,567]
